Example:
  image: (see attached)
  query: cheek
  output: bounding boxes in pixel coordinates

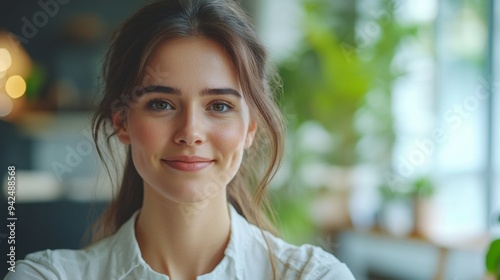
[212,121,248,166]
[126,116,167,184]
[207,123,247,188]
[128,118,163,149]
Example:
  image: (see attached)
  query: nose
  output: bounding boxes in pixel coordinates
[173,107,206,146]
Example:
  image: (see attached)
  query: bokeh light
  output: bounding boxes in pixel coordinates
[5,75,26,99]
[0,94,13,117]
[0,48,12,72]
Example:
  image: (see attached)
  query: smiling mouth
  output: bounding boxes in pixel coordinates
[161,156,214,172]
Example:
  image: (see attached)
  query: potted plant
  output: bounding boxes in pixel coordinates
[377,183,414,237]
[411,177,435,237]
[377,176,436,237]
[486,238,500,279]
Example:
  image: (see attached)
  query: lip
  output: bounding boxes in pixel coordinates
[161,155,214,172]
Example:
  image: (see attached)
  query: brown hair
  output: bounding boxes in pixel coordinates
[91,0,285,277]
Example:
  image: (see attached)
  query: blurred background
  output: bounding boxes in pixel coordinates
[0,0,498,279]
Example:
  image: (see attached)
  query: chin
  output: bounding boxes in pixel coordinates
[149,179,225,204]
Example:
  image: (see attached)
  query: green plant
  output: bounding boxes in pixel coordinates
[378,183,411,202]
[272,0,418,244]
[378,176,435,202]
[411,177,435,198]
[269,189,316,245]
[486,239,500,279]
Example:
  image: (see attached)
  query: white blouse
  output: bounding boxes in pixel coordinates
[5,205,354,280]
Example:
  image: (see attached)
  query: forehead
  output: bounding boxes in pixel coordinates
[143,37,240,89]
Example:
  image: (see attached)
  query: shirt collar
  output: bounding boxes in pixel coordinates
[109,203,255,280]
[223,204,253,279]
[110,210,154,278]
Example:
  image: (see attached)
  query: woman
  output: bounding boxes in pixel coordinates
[6,0,354,279]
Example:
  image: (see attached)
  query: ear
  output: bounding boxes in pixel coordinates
[244,120,257,149]
[111,111,131,145]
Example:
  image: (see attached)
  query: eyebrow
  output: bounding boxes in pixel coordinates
[137,85,241,98]
[201,88,241,98]
[138,85,181,96]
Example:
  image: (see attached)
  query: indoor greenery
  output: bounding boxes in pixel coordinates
[270,0,418,243]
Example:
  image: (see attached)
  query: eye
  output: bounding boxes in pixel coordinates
[146,99,174,111]
[209,101,233,112]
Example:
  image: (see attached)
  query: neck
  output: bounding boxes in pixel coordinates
[135,186,231,280]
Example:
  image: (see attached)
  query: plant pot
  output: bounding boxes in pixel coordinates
[379,198,414,237]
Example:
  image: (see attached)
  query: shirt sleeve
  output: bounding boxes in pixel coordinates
[311,262,355,280]
[296,245,355,280]
[4,259,60,280]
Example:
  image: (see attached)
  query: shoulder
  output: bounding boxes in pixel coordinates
[241,224,354,279]
[267,235,355,280]
[229,206,354,279]
[4,249,84,280]
[4,236,118,280]
[4,250,60,279]
[4,212,143,280]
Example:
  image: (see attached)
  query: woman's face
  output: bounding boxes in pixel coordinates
[113,37,256,204]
